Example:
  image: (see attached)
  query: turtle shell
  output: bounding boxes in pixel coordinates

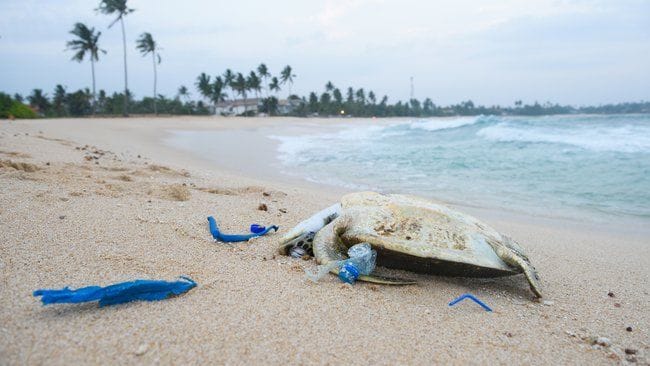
[333,192,520,277]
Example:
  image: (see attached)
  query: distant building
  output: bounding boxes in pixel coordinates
[278,98,302,115]
[215,98,300,116]
[215,98,261,116]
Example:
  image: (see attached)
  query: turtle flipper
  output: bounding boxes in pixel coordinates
[494,236,543,298]
[325,267,416,285]
[357,274,417,285]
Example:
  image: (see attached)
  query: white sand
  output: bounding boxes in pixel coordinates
[0,117,647,365]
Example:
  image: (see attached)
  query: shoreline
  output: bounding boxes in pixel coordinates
[160,117,650,240]
[4,114,649,240]
[1,117,648,364]
[6,115,649,238]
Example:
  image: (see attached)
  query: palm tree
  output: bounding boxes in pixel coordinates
[223,69,234,101]
[53,85,68,116]
[211,76,226,110]
[66,22,105,114]
[195,73,211,102]
[280,65,295,97]
[332,88,342,104]
[368,91,376,105]
[136,32,161,114]
[232,73,247,115]
[27,89,50,113]
[355,88,366,105]
[97,90,107,113]
[97,0,134,116]
[257,63,270,97]
[247,71,261,99]
[325,81,334,92]
[247,72,262,116]
[346,87,354,104]
[269,77,280,97]
[177,85,190,102]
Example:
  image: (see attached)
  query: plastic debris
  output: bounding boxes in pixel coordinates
[305,243,377,284]
[289,246,307,258]
[305,260,341,282]
[207,216,278,242]
[250,224,266,234]
[448,293,493,312]
[338,262,361,284]
[33,276,196,307]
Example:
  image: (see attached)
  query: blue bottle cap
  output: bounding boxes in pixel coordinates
[338,263,360,284]
[250,224,266,234]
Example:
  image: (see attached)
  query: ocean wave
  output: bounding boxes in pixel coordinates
[477,123,650,153]
[408,115,499,132]
[270,124,405,165]
[269,135,316,165]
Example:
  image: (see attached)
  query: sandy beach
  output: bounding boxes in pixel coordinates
[0,117,648,365]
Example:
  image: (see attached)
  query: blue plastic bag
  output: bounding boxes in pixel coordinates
[33,276,197,307]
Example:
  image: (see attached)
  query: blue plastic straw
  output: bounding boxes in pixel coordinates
[33,276,196,307]
[448,293,493,312]
[207,216,278,242]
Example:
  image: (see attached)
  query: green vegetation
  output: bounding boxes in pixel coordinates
[186,65,649,117]
[0,89,210,118]
[0,92,37,119]
[136,32,161,114]
[4,58,649,118]
[66,22,106,114]
[4,77,648,118]
[97,0,134,116]
[8,101,38,119]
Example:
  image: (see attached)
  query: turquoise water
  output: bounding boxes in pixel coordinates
[271,114,650,222]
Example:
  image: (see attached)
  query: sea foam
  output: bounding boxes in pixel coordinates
[408,115,494,132]
[477,122,650,153]
[165,114,650,222]
[267,114,650,221]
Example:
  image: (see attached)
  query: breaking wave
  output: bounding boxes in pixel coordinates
[408,115,498,132]
[477,122,650,153]
[268,114,650,221]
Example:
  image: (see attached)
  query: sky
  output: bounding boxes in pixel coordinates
[1,0,649,106]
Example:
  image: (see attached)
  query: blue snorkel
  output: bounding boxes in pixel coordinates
[207,216,279,242]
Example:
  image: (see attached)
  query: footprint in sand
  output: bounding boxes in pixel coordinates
[148,184,191,201]
[195,185,268,196]
[0,150,32,158]
[0,159,40,172]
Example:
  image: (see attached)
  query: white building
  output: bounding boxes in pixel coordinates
[215,98,261,116]
[215,98,300,116]
[278,98,302,115]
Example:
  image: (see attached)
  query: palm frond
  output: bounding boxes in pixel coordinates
[97,0,134,27]
[66,22,103,63]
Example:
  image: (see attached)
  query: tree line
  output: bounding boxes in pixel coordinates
[0,87,212,118]
[65,0,158,116]
[3,83,648,119]
[194,64,295,116]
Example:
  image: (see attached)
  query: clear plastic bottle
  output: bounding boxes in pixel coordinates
[338,243,377,283]
[305,243,377,284]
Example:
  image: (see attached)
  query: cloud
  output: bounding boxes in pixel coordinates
[0,0,648,105]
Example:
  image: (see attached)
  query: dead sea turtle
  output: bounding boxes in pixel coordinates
[279,191,542,297]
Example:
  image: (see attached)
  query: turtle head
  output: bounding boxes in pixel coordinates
[278,230,316,257]
[278,202,342,257]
